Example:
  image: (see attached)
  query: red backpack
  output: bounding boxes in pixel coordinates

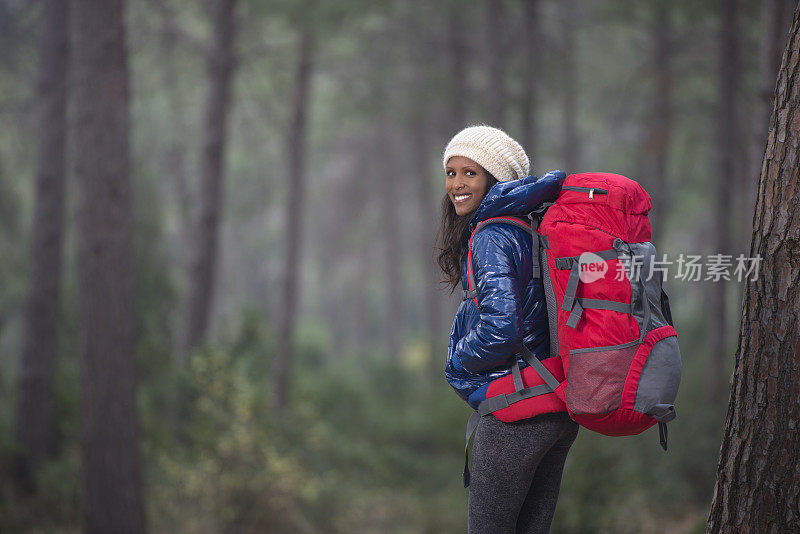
[463,172,681,485]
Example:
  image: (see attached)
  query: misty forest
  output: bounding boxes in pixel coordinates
[2,0,800,532]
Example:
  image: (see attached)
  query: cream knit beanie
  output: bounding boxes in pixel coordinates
[442,125,530,182]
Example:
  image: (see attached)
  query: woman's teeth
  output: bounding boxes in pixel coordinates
[454,193,471,202]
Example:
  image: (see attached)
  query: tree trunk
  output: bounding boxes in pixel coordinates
[561,0,579,171]
[343,145,372,363]
[159,0,193,281]
[70,0,146,531]
[274,22,313,411]
[160,0,192,228]
[708,0,739,404]
[448,8,468,131]
[645,3,671,244]
[412,113,444,377]
[377,107,402,364]
[13,0,69,493]
[485,0,506,126]
[179,0,237,355]
[742,0,794,253]
[706,5,800,532]
[159,0,196,434]
[520,0,539,157]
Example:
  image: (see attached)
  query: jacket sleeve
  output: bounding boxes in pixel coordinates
[453,226,525,374]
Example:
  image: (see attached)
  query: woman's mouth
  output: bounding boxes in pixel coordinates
[454,193,472,203]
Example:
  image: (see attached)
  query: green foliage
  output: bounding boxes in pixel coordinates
[144,319,469,533]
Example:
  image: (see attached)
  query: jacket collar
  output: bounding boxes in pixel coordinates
[467,170,567,232]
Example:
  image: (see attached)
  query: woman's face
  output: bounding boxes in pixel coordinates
[445,156,491,217]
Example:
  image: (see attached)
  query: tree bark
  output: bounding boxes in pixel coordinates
[645,3,671,245]
[179,0,237,355]
[708,0,739,404]
[70,0,146,531]
[13,0,69,493]
[742,0,794,252]
[274,22,314,411]
[707,5,800,532]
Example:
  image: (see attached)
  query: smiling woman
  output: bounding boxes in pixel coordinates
[436,158,498,292]
[435,125,575,534]
[445,156,493,216]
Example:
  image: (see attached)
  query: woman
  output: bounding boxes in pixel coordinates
[436,125,579,534]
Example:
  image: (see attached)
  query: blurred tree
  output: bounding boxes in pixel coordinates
[707,5,800,531]
[156,0,192,228]
[156,0,193,272]
[520,0,540,156]
[275,14,314,411]
[560,0,580,171]
[645,2,672,244]
[410,101,443,375]
[486,0,507,126]
[376,98,402,365]
[448,6,469,131]
[394,2,444,373]
[709,0,740,404]
[71,0,146,531]
[179,0,238,356]
[13,0,69,494]
[346,151,371,362]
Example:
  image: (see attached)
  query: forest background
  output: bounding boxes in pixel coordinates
[0,0,795,532]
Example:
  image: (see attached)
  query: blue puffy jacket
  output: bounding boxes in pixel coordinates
[444,171,566,409]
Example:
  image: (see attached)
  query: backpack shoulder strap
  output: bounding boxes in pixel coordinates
[464,216,533,307]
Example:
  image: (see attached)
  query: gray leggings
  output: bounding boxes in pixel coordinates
[468,412,579,534]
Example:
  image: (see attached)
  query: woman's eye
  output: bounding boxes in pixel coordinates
[465,170,475,176]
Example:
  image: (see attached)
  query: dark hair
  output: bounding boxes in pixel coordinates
[435,172,498,294]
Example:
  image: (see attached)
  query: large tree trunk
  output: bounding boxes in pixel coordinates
[708,0,740,404]
[179,0,237,355]
[645,3,672,244]
[742,0,794,252]
[274,23,313,411]
[485,0,506,126]
[520,0,539,157]
[13,0,69,493]
[70,0,146,531]
[706,5,800,532]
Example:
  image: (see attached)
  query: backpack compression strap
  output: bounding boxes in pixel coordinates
[462,344,562,487]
